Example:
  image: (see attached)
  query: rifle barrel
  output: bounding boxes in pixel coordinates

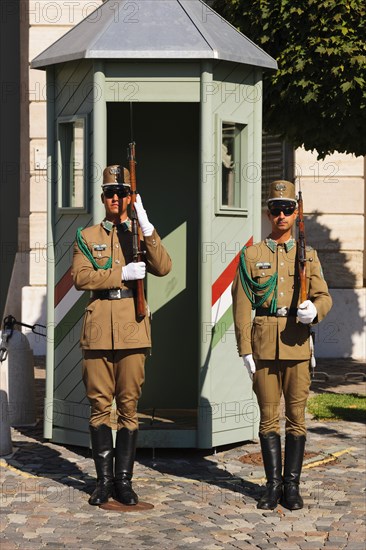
[128,142,146,320]
[297,190,308,303]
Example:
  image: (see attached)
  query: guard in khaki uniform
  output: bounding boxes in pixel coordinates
[72,165,171,507]
[232,180,332,511]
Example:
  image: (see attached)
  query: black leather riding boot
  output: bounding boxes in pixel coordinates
[257,432,283,510]
[281,433,306,510]
[114,428,139,505]
[88,424,114,506]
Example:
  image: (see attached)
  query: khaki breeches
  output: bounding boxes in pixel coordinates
[82,349,146,431]
[253,359,311,437]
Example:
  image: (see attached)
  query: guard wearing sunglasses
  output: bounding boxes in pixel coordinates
[232,180,332,511]
[71,165,172,507]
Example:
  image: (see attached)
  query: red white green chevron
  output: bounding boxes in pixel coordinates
[54,268,88,349]
[211,237,252,348]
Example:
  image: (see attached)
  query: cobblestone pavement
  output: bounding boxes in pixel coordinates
[1,359,365,549]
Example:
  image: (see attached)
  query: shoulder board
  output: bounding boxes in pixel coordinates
[306,245,314,251]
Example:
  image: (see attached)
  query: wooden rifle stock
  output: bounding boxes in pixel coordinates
[128,142,146,320]
[297,190,308,303]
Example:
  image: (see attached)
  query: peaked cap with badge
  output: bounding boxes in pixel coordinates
[102,165,131,187]
[267,180,296,204]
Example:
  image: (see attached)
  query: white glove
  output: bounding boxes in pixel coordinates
[242,354,256,380]
[297,300,317,324]
[122,262,146,281]
[134,194,154,237]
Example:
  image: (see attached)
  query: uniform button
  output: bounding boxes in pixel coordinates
[280,262,284,266]
[115,244,119,248]
[280,276,285,282]
[279,292,284,297]
[261,272,265,276]
[115,259,120,264]
[98,253,102,258]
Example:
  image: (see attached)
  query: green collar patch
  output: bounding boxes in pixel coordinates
[265,237,296,253]
[102,220,114,232]
[101,219,131,233]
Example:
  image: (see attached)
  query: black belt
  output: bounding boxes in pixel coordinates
[91,289,134,300]
[256,306,297,317]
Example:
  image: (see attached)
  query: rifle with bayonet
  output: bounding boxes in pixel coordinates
[127,141,146,320]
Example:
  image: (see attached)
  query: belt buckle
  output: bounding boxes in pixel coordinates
[109,289,121,300]
[276,306,288,317]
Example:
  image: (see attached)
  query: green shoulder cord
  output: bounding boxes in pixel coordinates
[239,246,278,313]
[76,227,112,270]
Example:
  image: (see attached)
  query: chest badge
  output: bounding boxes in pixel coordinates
[256,262,271,269]
[93,244,107,251]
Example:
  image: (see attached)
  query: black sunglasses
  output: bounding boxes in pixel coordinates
[103,186,129,199]
[268,203,296,217]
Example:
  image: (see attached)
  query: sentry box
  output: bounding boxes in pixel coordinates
[31,0,276,449]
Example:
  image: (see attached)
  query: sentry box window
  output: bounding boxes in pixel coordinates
[217,120,248,215]
[57,116,88,212]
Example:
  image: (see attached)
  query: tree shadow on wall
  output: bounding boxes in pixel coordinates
[305,212,364,359]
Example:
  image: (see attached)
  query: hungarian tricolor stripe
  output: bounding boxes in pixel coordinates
[211,237,252,348]
[54,267,88,348]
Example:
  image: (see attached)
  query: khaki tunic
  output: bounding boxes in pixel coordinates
[71,220,172,350]
[232,238,332,360]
